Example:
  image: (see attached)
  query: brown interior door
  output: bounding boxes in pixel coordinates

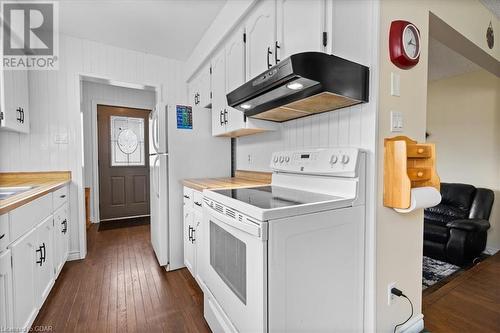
[97,105,151,221]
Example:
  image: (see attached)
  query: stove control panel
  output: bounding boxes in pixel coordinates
[270,148,361,176]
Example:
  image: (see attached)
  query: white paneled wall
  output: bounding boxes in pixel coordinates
[81,81,156,222]
[237,0,378,172]
[0,34,186,259]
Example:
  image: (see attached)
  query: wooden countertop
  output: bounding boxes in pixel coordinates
[0,171,71,215]
[182,170,271,191]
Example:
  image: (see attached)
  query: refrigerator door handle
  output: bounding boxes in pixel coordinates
[152,109,160,153]
[153,155,160,198]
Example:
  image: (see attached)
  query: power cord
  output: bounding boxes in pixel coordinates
[391,287,414,333]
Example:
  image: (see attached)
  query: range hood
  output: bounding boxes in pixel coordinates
[226,52,369,122]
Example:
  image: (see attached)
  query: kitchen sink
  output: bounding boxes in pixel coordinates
[0,186,37,200]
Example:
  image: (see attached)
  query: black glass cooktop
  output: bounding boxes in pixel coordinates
[213,186,342,210]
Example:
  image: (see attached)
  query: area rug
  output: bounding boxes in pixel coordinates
[422,256,460,289]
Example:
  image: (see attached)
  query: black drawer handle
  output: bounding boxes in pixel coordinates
[183,195,190,199]
[0,234,4,240]
[188,226,193,241]
[194,201,202,207]
[60,194,66,198]
[61,219,68,234]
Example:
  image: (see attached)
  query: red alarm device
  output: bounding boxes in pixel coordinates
[389,20,421,69]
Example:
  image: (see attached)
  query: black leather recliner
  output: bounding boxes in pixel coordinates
[424,183,494,266]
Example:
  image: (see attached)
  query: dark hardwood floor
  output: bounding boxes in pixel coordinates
[33,223,210,333]
[423,253,500,332]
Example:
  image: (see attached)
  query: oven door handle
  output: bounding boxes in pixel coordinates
[204,201,262,238]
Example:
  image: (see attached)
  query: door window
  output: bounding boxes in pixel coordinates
[210,221,247,304]
[110,116,145,166]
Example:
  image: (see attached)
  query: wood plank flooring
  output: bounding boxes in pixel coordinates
[423,253,500,332]
[32,223,210,333]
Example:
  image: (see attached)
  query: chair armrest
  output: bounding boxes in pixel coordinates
[446,219,490,232]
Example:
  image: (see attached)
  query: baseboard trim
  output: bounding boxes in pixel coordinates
[67,251,82,261]
[396,313,424,333]
[484,247,499,255]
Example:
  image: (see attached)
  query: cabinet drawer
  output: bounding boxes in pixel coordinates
[407,145,431,158]
[183,187,193,208]
[9,193,52,242]
[0,214,10,250]
[52,185,68,210]
[407,168,431,182]
[193,190,203,212]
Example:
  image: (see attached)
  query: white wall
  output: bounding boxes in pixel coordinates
[236,1,380,330]
[0,34,186,259]
[81,81,156,222]
[427,69,500,251]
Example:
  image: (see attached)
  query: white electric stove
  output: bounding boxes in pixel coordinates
[200,148,366,333]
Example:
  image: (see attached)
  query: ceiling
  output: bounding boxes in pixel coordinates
[427,37,482,81]
[59,0,227,61]
[480,0,500,19]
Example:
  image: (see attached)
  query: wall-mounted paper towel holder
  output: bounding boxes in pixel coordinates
[384,136,441,213]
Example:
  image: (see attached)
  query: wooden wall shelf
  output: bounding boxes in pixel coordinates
[384,136,440,209]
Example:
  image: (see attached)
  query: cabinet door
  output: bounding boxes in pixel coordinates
[210,49,227,136]
[225,28,246,133]
[1,70,30,133]
[53,205,69,277]
[36,215,54,307]
[183,208,195,275]
[245,0,276,80]
[0,250,13,330]
[276,0,325,60]
[198,64,212,108]
[193,211,204,285]
[10,227,38,330]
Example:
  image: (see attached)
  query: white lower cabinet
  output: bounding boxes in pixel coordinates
[11,227,38,330]
[36,216,55,307]
[3,185,70,332]
[183,187,204,286]
[0,249,14,331]
[53,204,69,276]
[183,207,195,275]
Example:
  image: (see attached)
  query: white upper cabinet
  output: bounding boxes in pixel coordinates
[1,70,30,133]
[276,0,326,60]
[210,49,227,137]
[188,63,212,108]
[225,28,246,133]
[327,0,371,66]
[244,0,276,80]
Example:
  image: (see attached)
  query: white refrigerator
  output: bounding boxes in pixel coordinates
[149,104,230,270]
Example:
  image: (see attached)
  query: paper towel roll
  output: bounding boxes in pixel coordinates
[394,186,442,213]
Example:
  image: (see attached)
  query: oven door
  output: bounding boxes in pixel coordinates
[202,202,267,333]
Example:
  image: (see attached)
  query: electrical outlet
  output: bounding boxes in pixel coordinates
[388,282,397,305]
[247,154,252,164]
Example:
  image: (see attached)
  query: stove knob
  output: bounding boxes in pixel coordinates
[330,155,338,165]
[273,156,279,163]
[285,156,290,163]
[341,154,350,164]
[279,156,284,163]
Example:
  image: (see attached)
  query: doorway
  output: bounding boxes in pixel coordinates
[97,105,151,221]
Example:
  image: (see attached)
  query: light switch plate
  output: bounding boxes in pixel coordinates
[390,111,403,132]
[391,72,400,96]
[54,133,69,144]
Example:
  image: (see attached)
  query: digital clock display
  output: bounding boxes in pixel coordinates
[301,154,310,159]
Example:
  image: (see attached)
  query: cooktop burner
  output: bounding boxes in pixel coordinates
[212,185,342,210]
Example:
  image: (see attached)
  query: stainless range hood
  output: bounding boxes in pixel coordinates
[226,52,369,122]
